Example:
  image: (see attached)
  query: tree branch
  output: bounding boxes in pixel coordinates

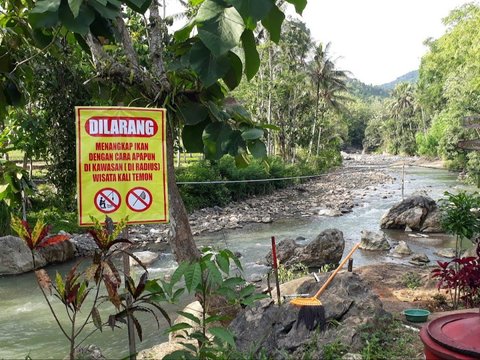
[115,16,140,70]
[148,0,170,94]
[85,33,162,101]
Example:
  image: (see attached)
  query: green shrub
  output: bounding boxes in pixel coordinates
[176,153,340,213]
[176,160,231,212]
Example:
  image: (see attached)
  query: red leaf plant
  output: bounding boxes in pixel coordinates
[432,242,480,308]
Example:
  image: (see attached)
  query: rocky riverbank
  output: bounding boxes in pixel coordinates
[129,154,432,251]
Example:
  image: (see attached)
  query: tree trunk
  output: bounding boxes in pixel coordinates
[166,123,201,263]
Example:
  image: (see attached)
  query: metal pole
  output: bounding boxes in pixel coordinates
[122,227,136,360]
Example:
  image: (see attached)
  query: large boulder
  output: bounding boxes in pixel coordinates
[266,229,345,269]
[0,236,47,275]
[0,235,75,275]
[230,272,389,359]
[38,239,76,264]
[380,195,440,232]
[359,230,391,251]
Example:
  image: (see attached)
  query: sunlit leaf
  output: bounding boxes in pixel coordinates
[184,262,202,292]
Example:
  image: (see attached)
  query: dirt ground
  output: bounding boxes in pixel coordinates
[356,263,443,319]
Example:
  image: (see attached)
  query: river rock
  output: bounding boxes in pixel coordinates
[420,208,443,233]
[0,236,47,275]
[380,195,439,232]
[130,251,159,266]
[435,248,456,258]
[38,239,75,264]
[359,230,391,251]
[266,229,345,269]
[409,253,430,266]
[70,233,98,257]
[392,241,412,256]
[64,345,105,360]
[229,272,389,359]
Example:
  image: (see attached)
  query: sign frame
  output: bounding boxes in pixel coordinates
[76,106,169,226]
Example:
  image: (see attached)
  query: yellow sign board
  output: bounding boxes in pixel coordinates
[76,106,169,226]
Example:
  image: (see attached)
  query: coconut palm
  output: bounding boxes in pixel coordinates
[307,43,350,156]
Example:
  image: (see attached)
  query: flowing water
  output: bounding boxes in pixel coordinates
[0,165,473,359]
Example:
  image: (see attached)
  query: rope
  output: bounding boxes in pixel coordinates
[176,165,394,185]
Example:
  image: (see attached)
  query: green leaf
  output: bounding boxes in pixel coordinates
[166,322,193,333]
[197,0,245,56]
[190,0,206,5]
[261,5,284,44]
[182,120,208,153]
[223,51,243,91]
[248,140,267,159]
[30,0,61,13]
[285,0,307,15]
[88,0,120,20]
[241,128,264,141]
[215,253,230,274]
[205,260,223,287]
[170,261,189,285]
[68,0,83,17]
[177,311,201,325]
[28,11,59,29]
[125,0,152,13]
[235,152,249,168]
[209,327,236,347]
[226,102,252,124]
[239,284,255,298]
[204,314,228,324]
[223,249,243,270]
[222,276,245,288]
[190,42,230,87]
[241,30,260,80]
[184,262,202,292]
[178,101,209,125]
[163,350,196,360]
[59,2,95,34]
[258,123,280,131]
[174,19,196,42]
[227,0,273,30]
[202,122,233,160]
[32,29,54,48]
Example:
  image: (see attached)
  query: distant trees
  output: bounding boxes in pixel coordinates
[234,20,350,165]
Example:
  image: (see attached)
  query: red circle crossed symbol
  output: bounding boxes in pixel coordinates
[94,188,121,214]
[126,187,153,212]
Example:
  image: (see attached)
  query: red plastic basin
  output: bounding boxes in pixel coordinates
[419,312,480,360]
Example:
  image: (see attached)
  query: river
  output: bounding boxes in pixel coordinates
[0,165,472,359]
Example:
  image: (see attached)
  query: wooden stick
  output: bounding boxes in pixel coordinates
[313,243,361,299]
[271,236,282,305]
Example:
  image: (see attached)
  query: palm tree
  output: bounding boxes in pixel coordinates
[307,43,349,156]
[387,82,419,154]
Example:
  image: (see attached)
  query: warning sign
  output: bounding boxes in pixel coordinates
[127,187,152,212]
[76,106,169,226]
[94,188,121,213]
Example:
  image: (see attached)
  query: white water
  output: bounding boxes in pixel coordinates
[0,166,472,359]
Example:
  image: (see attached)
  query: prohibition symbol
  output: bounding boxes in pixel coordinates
[127,187,153,212]
[94,188,121,214]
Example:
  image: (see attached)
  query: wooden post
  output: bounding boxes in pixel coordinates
[347,258,353,272]
[401,161,405,200]
[122,227,136,360]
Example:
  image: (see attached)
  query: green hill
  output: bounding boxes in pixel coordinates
[378,70,419,91]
